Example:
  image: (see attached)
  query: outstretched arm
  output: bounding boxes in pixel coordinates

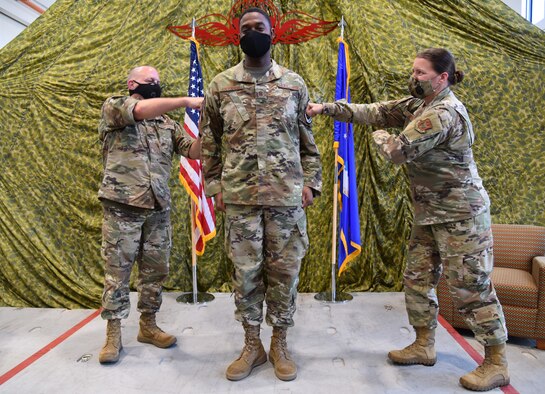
[133,97,203,120]
[306,102,324,117]
[307,98,414,128]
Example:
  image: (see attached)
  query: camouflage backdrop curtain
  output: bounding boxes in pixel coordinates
[1,0,544,308]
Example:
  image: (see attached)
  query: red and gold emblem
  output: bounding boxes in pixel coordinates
[168,0,338,46]
[416,118,433,133]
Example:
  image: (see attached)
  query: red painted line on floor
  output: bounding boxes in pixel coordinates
[0,309,101,386]
[438,315,519,394]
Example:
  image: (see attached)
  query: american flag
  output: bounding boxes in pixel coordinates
[179,39,216,255]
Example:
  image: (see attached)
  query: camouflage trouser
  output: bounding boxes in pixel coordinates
[225,204,309,327]
[100,200,171,320]
[405,210,508,346]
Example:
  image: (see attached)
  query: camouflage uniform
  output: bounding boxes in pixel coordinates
[98,95,194,320]
[323,88,507,345]
[201,60,322,327]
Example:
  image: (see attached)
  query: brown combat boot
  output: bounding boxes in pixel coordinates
[137,313,177,348]
[388,326,436,366]
[459,343,510,391]
[99,319,122,364]
[269,327,297,381]
[226,323,267,381]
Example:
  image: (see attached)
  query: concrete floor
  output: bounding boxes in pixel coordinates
[0,292,542,393]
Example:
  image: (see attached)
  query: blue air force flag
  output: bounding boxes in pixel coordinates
[333,38,361,275]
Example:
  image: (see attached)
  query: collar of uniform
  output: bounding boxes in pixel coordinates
[233,60,283,83]
[428,87,451,107]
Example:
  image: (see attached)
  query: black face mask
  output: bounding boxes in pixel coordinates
[129,82,162,99]
[240,30,272,58]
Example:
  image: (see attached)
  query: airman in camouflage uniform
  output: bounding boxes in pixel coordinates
[98,65,203,364]
[201,8,321,382]
[307,48,508,392]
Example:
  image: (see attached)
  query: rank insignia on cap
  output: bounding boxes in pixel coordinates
[416,118,433,133]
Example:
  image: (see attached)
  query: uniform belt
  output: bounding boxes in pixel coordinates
[100,198,157,213]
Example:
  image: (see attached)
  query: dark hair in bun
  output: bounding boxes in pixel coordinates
[416,48,464,85]
[453,70,465,84]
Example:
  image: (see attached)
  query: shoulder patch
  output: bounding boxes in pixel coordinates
[416,118,433,132]
[402,111,443,143]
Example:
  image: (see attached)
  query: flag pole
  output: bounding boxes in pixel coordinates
[190,17,198,303]
[191,200,198,300]
[176,16,214,305]
[315,15,353,303]
[177,199,214,304]
[315,142,353,302]
[331,143,340,302]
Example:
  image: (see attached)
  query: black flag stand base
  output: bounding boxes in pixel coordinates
[176,263,215,304]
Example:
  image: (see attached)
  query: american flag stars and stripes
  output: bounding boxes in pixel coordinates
[179,39,216,255]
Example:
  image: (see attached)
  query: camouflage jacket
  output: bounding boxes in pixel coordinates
[200,60,322,206]
[323,88,489,225]
[98,96,194,209]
